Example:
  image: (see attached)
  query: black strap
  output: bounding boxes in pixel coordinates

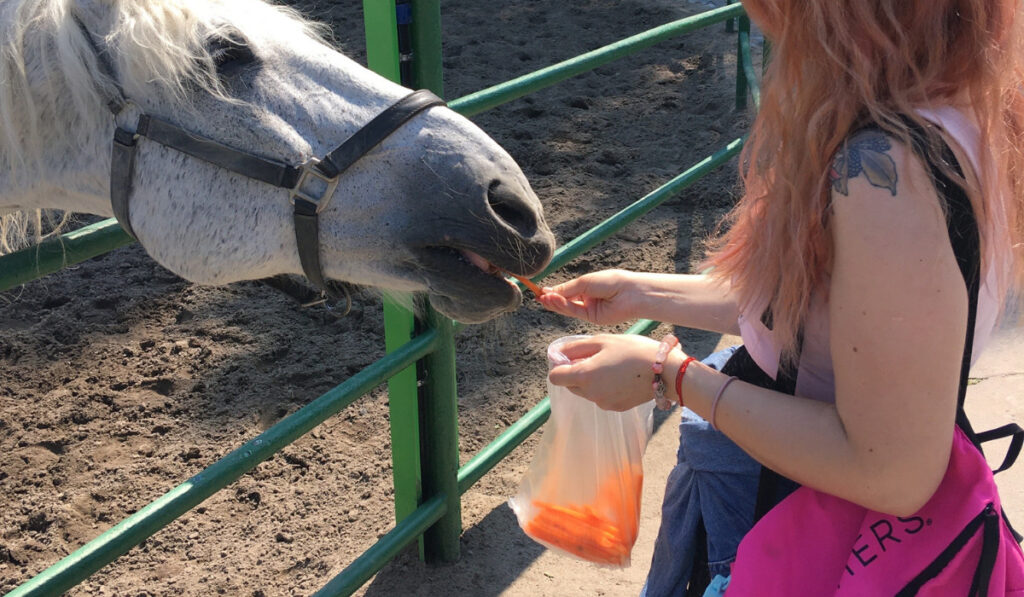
[110,128,140,239]
[77,14,136,239]
[968,505,1002,597]
[975,423,1024,474]
[121,92,444,192]
[293,198,334,296]
[896,503,994,596]
[318,89,445,179]
[72,14,128,115]
[901,120,1023,546]
[137,115,302,188]
[898,118,982,432]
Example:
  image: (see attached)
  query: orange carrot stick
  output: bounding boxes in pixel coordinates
[509,272,544,297]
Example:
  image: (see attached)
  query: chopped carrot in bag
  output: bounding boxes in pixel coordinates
[509,336,655,568]
[523,469,644,566]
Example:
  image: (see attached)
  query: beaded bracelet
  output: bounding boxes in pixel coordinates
[652,334,679,411]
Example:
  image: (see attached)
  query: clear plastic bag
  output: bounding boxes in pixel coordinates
[509,335,655,567]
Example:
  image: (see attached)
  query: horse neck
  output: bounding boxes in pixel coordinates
[0,166,113,217]
[0,3,114,218]
[0,93,113,217]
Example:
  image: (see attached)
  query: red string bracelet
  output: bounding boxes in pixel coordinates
[675,355,698,408]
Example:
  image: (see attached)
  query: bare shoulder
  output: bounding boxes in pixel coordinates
[828,127,947,228]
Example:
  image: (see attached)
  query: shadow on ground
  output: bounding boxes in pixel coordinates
[364,505,545,597]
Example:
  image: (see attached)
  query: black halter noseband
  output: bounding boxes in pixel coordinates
[74,17,445,309]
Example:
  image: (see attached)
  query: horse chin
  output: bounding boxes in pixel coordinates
[428,285,522,324]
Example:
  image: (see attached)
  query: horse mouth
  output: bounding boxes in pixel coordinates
[459,248,503,276]
[415,246,534,322]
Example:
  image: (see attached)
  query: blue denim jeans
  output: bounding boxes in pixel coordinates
[640,346,762,597]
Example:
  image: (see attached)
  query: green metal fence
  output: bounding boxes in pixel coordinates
[1,2,759,595]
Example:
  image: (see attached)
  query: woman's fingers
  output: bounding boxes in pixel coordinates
[538,292,588,318]
[546,334,660,412]
[556,338,605,361]
[547,339,606,386]
[547,363,579,386]
[538,270,637,325]
[543,276,594,300]
[545,270,625,301]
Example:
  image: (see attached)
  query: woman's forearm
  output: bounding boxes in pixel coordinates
[629,273,741,335]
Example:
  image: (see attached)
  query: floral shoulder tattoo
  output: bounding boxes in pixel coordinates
[829,130,899,196]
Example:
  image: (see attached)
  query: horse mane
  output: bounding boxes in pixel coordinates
[0,0,327,254]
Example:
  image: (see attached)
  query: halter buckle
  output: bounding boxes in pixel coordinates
[290,158,340,214]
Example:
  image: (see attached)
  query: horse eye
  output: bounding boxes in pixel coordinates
[207,32,256,74]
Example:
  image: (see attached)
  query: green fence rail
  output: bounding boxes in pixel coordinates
[449,2,744,117]
[0,219,132,292]
[3,3,760,596]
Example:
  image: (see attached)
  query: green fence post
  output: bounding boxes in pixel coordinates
[363,1,401,83]
[363,0,424,558]
[407,0,461,564]
[410,0,444,96]
[735,15,749,111]
[418,307,461,563]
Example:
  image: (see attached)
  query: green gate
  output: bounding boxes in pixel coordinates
[0,2,760,595]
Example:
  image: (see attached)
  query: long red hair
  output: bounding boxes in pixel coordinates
[704,0,1024,362]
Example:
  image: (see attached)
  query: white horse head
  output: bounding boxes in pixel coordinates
[0,0,555,323]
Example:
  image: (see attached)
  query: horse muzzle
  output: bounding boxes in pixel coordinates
[412,177,555,323]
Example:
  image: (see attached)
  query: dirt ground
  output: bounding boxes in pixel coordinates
[2,1,755,595]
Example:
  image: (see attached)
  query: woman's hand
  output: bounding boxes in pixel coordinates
[548,334,682,411]
[538,269,644,325]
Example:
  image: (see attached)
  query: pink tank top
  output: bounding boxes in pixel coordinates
[737,107,1008,402]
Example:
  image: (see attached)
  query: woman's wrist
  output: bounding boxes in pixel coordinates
[626,272,670,321]
[663,349,687,406]
[666,354,727,420]
[651,334,680,410]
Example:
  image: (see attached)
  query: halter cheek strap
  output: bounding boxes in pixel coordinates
[73,14,446,304]
[110,128,139,239]
[288,90,445,295]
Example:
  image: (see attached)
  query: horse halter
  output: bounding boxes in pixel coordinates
[73,17,445,309]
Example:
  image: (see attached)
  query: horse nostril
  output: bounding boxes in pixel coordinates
[487,179,538,237]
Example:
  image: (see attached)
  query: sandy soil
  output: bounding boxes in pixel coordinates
[2,1,754,595]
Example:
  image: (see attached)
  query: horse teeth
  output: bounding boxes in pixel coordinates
[459,249,493,274]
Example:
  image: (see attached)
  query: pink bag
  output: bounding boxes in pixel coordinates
[726,427,1024,595]
[726,120,1024,596]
